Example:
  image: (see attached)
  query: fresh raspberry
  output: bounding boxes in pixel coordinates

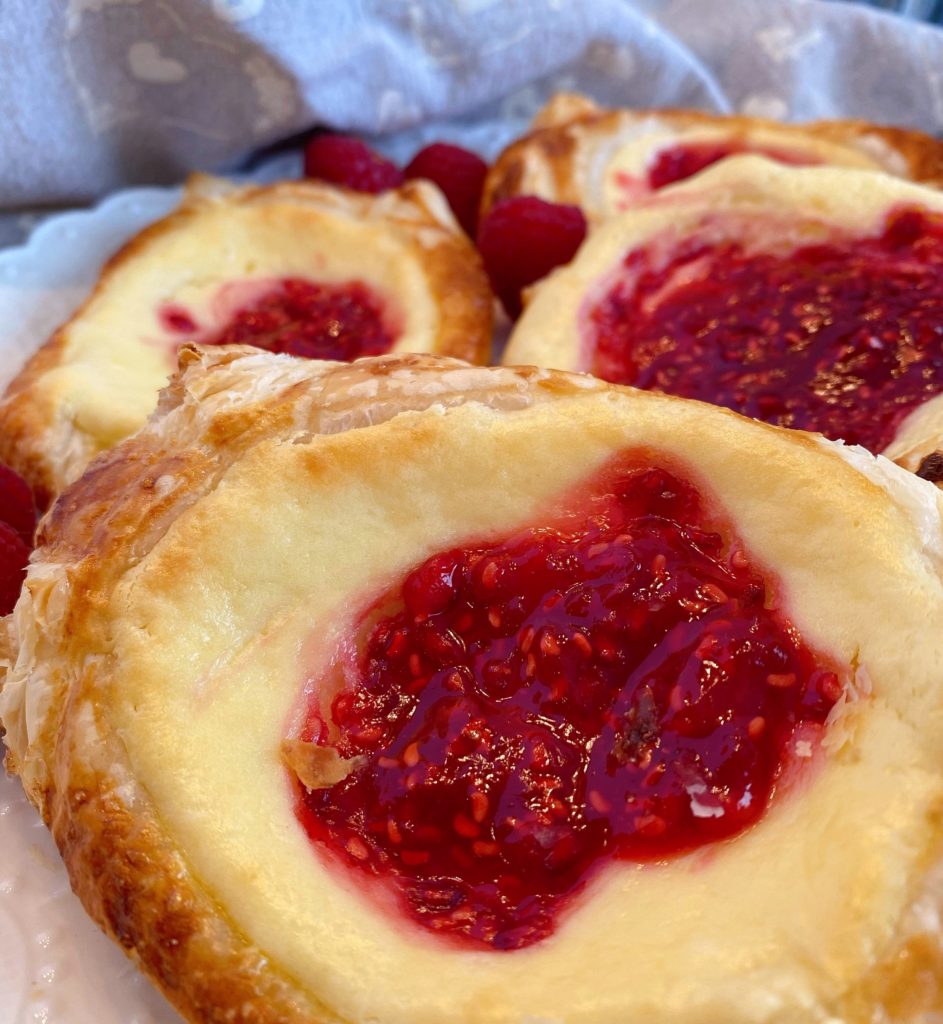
[476,196,587,318]
[0,464,35,544]
[303,134,404,194]
[404,142,488,236]
[0,520,29,615]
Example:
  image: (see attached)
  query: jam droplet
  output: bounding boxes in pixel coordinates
[294,456,841,950]
[586,207,943,453]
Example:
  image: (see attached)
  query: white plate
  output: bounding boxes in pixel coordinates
[0,188,180,391]
[0,187,185,1024]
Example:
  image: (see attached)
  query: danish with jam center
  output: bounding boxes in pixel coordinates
[4,348,943,1023]
[0,175,492,508]
[504,157,943,474]
[483,92,943,223]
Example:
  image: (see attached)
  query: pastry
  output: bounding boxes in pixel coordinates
[5,346,943,1022]
[503,157,943,470]
[483,92,943,223]
[0,175,493,507]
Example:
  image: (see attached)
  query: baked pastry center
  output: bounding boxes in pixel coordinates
[296,453,841,950]
[159,276,400,362]
[585,205,943,452]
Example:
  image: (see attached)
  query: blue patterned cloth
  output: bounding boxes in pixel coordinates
[2,0,942,244]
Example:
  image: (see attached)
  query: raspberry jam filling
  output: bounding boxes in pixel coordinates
[647,141,819,189]
[293,456,841,950]
[586,207,943,452]
[158,276,398,361]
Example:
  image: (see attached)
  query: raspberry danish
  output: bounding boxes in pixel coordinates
[4,347,943,1023]
[504,158,943,472]
[0,176,492,507]
[483,93,943,224]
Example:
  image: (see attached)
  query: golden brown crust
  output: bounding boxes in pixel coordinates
[808,118,943,187]
[482,93,943,217]
[484,124,587,210]
[54,727,338,1024]
[528,92,602,130]
[0,176,494,510]
[5,351,321,1020]
[0,330,71,511]
[9,347,943,1022]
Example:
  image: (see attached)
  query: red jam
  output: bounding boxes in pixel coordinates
[586,208,943,452]
[158,277,398,362]
[294,456,840,950]
[0,463,36,615]
[647,141,820,189]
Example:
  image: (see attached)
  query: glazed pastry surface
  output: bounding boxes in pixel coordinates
[4,349,943,1022]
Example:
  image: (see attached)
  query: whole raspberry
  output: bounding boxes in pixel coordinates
[476,196,587,318]
[404,142,488,236]
[0,520,29,615]
[303,134,404,194]
[0,464,35,543]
